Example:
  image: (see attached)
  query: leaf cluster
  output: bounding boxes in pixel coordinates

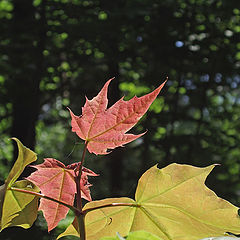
[1,80,240,240]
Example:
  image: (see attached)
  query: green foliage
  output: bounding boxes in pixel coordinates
[0,138,39,231]
[1,80,240,240]
[2,139,240,239]
[58,164,240,240]
[0,137,13,181]
[1,180,39,230]
[100,231,163,240]
[201,238,240,240]
[5,138,37,186]
[1,0,240,238]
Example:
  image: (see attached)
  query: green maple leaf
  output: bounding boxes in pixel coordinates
[58,164,240,240]
[1,180,39,230]
[0,138,39,231]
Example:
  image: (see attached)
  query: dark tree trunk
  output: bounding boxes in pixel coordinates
[98,0,128,197]
[103,32,124,196]
[107,59,124,197]
[8,0,46,159]
[3,1,48,239]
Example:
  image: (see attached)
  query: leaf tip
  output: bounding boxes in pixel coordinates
[109,76,115,81]
[103,77,115,90]
[10,137,19,144]
[158,78,168,91]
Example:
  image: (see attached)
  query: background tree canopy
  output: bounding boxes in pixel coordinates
[0,0,240,239]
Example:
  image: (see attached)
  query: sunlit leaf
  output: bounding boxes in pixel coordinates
[1,180,39,230]
[6,138,37,186]
[100,230,164,240]
[58,164,240,240]
[200,237,240,240]
[69,78,166,154]
[57,198,136,239]
[27,158,98,231]
[0,138,38,231]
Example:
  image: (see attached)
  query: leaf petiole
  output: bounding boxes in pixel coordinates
[10,186,80,214]
[83,202,140,215]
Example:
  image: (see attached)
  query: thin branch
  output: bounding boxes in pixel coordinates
[75,141,89,210]
[77,141,89,178]
[74,141,89,240]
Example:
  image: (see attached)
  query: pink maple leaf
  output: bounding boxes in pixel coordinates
[27,158,98,231]
[69,78,166,154]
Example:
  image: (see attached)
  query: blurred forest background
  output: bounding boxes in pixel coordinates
[1,0,240,239]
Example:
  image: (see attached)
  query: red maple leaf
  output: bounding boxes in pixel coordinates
[69,78,166,154]
[27,158,98,231]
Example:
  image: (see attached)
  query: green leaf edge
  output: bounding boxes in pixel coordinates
[6,138,37,187]
[0,138,38,231]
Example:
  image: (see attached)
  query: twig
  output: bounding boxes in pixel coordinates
[74,141,89,240]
